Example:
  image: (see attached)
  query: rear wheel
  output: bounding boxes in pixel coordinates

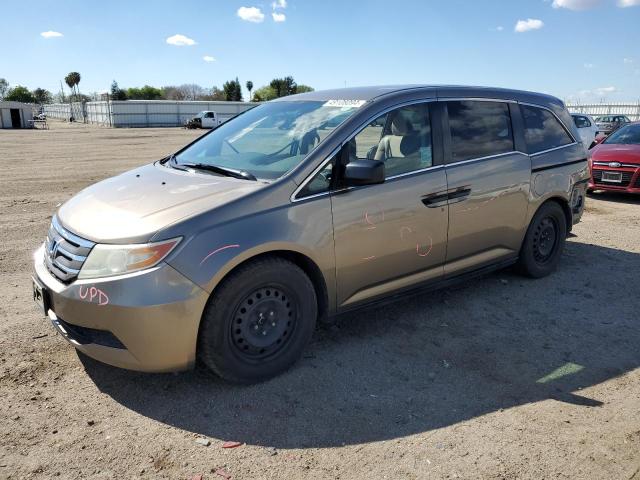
[198,257,317,383]
[516,202,567,278]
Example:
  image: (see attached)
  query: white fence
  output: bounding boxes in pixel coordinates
[44,100,640,127]
[43,100,258,127]
[566,102,640,121]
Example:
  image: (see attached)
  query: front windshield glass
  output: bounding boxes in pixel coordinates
[603,124,640,145]
[174,100,364,180]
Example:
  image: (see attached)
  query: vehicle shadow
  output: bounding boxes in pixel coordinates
[80,241,640,448]
[587,191,640,205]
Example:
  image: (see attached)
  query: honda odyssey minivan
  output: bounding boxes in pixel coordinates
[33,86,589,383]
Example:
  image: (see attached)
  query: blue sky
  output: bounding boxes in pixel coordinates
[1,0,639,102]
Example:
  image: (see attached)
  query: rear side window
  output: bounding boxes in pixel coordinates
[573,115,591,128]
[522,105,573,153]
[447,101,514,162]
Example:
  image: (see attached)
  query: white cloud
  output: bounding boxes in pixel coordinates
[595,86,617,95]
[41,31,63,38]
[618,0,640,6]
[272,12,286,22]
[203,55,216,63]
[623,57,634,64]
[166,34,196,46]
[552,0,600,10]
[514,19,544,32]
[237,6,265,23]
[584,63,594,68]
[272,0,287,8]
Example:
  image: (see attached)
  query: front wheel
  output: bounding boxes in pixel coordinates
[198,257,317,383]
[516,202,567,278]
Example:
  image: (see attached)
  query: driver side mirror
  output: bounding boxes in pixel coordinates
[343,159,385,186]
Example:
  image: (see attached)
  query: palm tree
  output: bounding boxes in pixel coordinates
[65,71,82,121]
[65,72,81,100]
[246,80,253,102]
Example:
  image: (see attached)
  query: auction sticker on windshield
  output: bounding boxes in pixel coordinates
[323,99,367,108]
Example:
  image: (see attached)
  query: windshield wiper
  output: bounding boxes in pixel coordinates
[179,162,257,181]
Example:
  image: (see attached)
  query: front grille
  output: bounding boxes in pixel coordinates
[592,169,633,188]
[635,175,640,188]
[45,216,94,283]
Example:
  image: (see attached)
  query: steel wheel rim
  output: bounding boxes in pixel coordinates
[231,286,296,360]
[532,216,558,264]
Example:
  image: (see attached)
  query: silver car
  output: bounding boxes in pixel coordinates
[32,86,589,382]
[595,115,631,136]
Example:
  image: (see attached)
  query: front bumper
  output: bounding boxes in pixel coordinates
[33,245,210,372]
[589,166,640,194]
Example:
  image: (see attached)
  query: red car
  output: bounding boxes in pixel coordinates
[589,122,640,194]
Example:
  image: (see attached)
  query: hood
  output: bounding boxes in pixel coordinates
[57,163,264,243]
[591,144,640,165]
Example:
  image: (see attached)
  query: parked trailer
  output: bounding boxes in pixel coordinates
[0,101,34,129]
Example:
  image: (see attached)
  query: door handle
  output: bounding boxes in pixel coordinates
[447,187,471,202]
[421,192,449,208]
[422,187,471,207]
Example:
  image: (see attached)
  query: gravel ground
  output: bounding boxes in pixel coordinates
[1,121,639,480]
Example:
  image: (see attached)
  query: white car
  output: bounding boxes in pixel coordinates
[571,113,598,146]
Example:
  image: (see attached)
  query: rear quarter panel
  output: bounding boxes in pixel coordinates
[527,143,590,227]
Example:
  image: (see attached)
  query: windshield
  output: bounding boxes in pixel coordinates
[174,100,364,180]
[603,124,640,145]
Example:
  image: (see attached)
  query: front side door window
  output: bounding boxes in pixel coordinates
[348,103,433,177]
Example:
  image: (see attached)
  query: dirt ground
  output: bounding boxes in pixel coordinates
[1,121,639,480]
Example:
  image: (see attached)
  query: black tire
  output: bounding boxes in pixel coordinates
[198,257,317,383]
[516,201,567,278]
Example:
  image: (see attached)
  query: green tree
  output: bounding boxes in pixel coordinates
[65,72,82,99]
[296,84,314,93]
[223,77,243,101]
[32,88,53,104]
[252,85,278,102]
[5,85,35,103]
[110,80,127,100]
[126,85,163,100]
[204,86,226,101]
[269,76,297,97]
[0,78,9,99]
[246,80,253,101]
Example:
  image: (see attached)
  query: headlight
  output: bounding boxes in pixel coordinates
[78,238,181,279]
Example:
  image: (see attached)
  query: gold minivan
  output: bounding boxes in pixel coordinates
[33,86,589,383]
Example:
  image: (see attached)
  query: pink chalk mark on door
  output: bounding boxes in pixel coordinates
[363,206,385,230]
[416,236,433,257]
[199,244,240,266]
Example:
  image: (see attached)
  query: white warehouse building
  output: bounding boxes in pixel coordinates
[0,101,34,128]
